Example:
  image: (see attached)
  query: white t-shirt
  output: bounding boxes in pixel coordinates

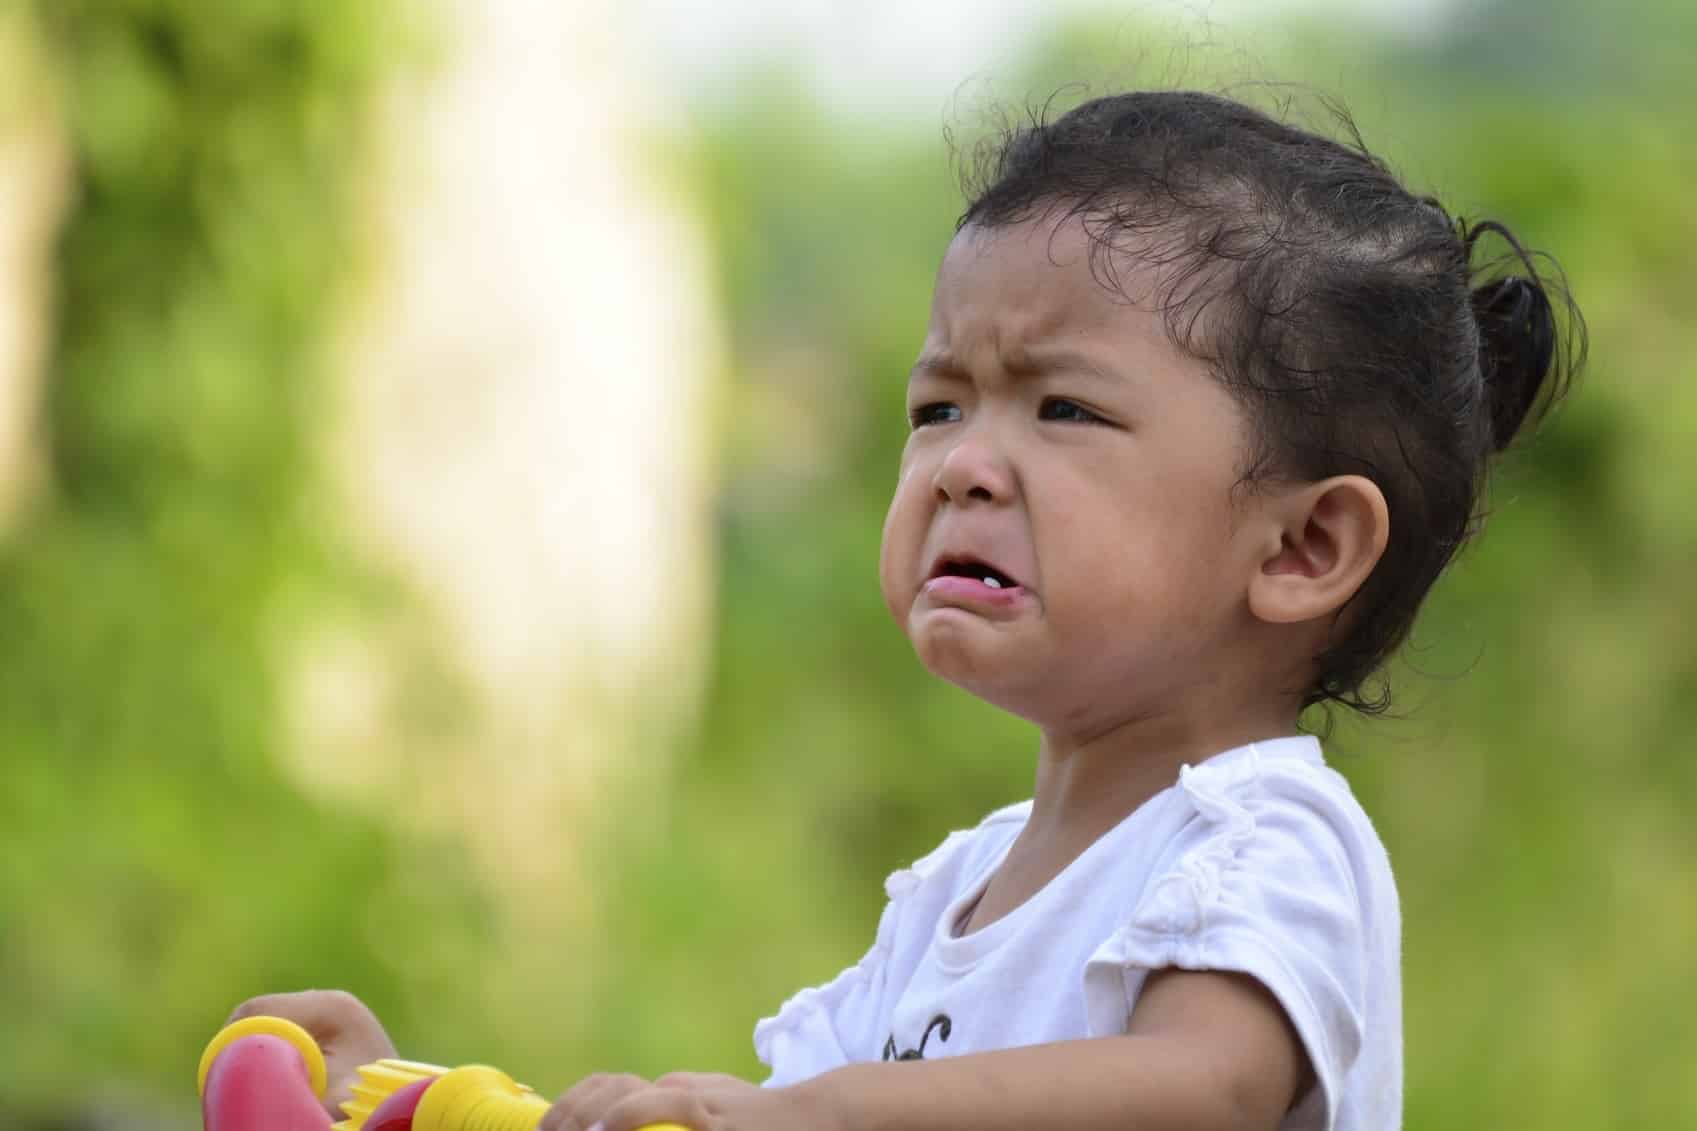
[754,736,1402,1130]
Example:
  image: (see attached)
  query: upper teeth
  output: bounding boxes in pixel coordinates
[983,576,1002,589]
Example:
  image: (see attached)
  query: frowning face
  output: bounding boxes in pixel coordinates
[879,216,1273,736]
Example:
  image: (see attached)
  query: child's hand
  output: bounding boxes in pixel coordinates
[540,1071,823,1131]
[226,989,398,1119]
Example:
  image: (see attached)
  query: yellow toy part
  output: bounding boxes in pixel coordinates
[198,1015,328,1101]
[335,1059,451,1131]
[412,1065,547,1131]
[337,1055,691,1131]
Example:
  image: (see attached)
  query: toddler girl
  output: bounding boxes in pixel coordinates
[233,88,1582,1131]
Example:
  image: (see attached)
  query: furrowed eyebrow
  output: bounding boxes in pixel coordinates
[1004,347,1121,384]
[909,354,968,381]
[909,348,1123,385]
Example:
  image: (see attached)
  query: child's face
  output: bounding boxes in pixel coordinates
[880,216,1275,735]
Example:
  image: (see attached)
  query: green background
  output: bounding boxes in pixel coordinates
[1,0,1693,1126]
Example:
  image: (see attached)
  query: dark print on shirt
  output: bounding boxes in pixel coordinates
[883,1013,953,1061]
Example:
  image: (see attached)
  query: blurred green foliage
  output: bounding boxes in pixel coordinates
[0,2,482,1121]
[2,0,1694,1127]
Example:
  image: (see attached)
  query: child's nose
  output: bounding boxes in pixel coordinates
[932,437,1013,505]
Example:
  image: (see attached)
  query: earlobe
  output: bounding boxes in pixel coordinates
[1248,476,1389,626]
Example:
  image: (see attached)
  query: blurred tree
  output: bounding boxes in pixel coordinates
[1417,0,1697,99]
[0,2,488,1120]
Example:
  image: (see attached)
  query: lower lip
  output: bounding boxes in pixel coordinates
[922,575,1031,611]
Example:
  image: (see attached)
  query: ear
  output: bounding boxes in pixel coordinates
[1247,475,1389,626]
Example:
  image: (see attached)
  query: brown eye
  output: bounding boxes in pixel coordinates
[1039,397,1102,423]
[909,402,963,428]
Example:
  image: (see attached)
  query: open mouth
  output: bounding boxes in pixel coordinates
[930,556,1021,591]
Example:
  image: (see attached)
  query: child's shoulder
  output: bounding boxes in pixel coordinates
[1177,737,1387,855]
[1182,735,1362,806]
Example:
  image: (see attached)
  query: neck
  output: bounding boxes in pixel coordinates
[1025,696,1300,846]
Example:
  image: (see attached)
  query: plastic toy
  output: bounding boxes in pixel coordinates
[199,1016,691,1131]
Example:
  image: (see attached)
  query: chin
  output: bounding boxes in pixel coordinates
[909,614,1037,712]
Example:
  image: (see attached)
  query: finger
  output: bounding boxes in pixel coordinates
[226,991,316,1027]
[601,1088,712,1131]
[541,1073,651,1131]
[228,990,351,1031]
[542,1081,639,1131]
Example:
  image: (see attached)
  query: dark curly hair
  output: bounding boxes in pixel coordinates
[959,90,1586,714]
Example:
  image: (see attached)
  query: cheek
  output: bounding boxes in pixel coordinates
[1038,471,1230,616]
[878,461,927,618]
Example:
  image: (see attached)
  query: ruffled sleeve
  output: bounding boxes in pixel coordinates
[754,826,984,1086]
[1083,746,1389,1130]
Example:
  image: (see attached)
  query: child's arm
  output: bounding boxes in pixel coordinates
[806,969,1309,1130]
[582,968,1311,1131]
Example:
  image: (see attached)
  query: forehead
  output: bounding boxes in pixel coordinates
[929,215,1172,359]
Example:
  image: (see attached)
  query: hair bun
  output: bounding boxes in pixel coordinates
[1471,274,1557,452]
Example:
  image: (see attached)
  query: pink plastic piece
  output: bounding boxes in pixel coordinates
[202,1033,334,1131]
